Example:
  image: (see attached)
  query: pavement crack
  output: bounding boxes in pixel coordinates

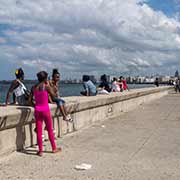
[126,132,154,163]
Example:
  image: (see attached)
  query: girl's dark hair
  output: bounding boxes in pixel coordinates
[37,71,48,82]
[52,68,60,77]
[15,68,24,78]
[82,75,90,82]
[100,74,107,82]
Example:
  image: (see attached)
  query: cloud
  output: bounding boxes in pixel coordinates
[0,0,180,79]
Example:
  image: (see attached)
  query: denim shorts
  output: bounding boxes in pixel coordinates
[53,97,65,106]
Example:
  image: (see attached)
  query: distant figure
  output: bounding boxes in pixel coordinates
[175,78,180,93]
[5,68,29,106]
[48,69,72,122]
[80,75,97,96]
[98,74,111,93]
[154,78,159,87]
[119,76,129,91]
[30,71,61,156]
[111,77,120,92]
[118,77,124,92]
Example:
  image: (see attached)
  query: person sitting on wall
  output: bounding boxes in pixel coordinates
[98,74,111,94]
[111,77,121,92]
[48,69,72,122]
[118,77,124,92]
[119,76,129,91]
[5,68,30,106]
[80,75,97,96]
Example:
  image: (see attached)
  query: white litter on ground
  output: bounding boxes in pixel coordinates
[74,163,92,170]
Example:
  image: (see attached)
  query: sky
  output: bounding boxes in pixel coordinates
[0,0,180,80]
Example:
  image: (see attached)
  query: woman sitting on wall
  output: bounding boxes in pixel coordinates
[80,75,97,96]
[5,68,30,106]
[98,74,111,94]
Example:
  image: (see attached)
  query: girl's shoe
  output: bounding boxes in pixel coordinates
[52,147,62,153]
[37,151,43,157]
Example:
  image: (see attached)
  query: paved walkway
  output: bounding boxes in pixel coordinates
[1,92,180,180]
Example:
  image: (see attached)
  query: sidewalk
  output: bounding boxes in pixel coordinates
[0,92,180,180]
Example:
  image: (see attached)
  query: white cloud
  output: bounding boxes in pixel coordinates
[0,0,180,79]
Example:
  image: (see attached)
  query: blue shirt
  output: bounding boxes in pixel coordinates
[84,80,97,95]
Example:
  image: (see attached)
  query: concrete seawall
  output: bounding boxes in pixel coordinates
[0,86,172,156]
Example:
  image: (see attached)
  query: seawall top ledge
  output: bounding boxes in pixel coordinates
[0,86,172,130]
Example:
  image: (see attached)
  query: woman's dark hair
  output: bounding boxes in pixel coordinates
[100,74,107,82]
[52,68,60,77]
[15,68,24,79]
[113,77,117,81]
[82,75,90,82]
[37,71,48,82]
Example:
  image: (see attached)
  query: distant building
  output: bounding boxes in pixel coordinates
[159,76,171,83]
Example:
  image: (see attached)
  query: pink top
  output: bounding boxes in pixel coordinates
[34,90,50,112]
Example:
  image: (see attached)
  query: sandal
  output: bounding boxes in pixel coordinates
[37,151,43,157]
[52,147,62,153]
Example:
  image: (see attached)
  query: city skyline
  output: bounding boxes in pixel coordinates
[0,0,180,80]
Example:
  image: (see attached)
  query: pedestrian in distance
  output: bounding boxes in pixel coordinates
[175,78,180,93]
[154,77,159,87]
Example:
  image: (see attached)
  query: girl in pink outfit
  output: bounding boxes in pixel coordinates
[31,71,61,156]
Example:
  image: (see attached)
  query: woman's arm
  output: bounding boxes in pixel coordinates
[28,86,35,107]
[5,80,19,105]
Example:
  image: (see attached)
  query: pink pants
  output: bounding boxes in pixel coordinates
[35,111,56,152]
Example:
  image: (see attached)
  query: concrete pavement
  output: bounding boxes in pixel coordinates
[0,91,180,180]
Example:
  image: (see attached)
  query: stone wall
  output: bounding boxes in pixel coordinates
[0,86,172,156]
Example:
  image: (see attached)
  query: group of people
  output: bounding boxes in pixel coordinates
[4,68,72,156]
[2,69,128,156]
[80,74,128,96]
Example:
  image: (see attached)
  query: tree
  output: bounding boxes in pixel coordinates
[175,70,179,77]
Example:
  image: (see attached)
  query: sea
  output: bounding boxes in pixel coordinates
[0,83,155,103]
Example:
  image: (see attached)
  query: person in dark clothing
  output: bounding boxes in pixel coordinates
[98,74,111,93]
[154,78,159,87]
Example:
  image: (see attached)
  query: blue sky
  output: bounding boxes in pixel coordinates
[0,0,180,80]
[146,0,180,17]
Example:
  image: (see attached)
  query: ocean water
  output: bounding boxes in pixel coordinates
[0,83,155,103]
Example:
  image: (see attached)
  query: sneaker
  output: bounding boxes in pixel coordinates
[65,114,73,122]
